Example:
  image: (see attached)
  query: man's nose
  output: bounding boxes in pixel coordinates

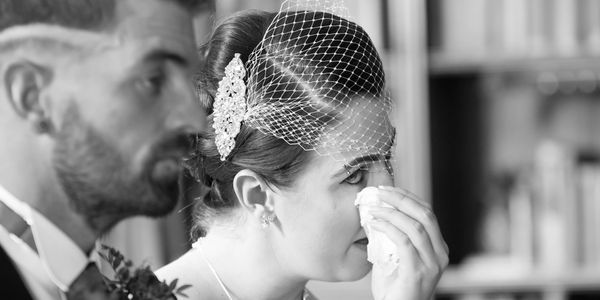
[165,77,207,134]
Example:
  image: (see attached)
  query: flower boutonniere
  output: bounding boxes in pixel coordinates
[99,245,191,300]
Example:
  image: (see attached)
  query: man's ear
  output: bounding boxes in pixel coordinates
[4,60,53,133]
[232,169,275,217]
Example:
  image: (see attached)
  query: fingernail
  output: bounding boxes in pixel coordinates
[378,185,395,190]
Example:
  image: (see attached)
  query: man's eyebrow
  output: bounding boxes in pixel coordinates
[141,49,188,67]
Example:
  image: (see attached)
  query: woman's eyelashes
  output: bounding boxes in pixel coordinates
[342,157,394,185]
[343,166,368,185]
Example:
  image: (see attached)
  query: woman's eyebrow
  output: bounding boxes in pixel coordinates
[332,153,385,179]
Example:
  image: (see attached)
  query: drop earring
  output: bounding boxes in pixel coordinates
[261,213,276,228]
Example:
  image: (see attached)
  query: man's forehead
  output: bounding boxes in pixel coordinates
[0,0,197,65]
[112,0,197,64]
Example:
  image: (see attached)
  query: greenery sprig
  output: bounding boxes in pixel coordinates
[99,245,191,300]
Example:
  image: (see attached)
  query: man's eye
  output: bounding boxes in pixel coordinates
[344,169,365,185]
[138,69,165,95]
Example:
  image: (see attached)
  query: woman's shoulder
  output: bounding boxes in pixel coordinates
[155,249,222,299]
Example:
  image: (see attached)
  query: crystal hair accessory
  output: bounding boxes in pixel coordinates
[213,53,247,161]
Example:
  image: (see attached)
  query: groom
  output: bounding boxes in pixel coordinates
[0,0,209,299]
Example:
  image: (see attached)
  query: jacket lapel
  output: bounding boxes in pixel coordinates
[0,245,34,300]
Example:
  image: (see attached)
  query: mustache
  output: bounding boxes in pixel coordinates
[150,131,195,159]
[149,130,210,161]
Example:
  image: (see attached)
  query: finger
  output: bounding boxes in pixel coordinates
[370,220,422,270]
[377,186,431,210]
[376,188,449,260]
[370,207,439,269]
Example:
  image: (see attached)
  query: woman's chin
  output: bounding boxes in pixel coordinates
[329,254,373,282]
[337,265,372,282]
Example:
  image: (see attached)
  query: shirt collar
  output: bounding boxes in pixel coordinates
[0,184,90,292]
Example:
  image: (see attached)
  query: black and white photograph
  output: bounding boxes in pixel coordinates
[0,1,597,299]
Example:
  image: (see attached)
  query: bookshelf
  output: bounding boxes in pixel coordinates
[428,0,600,300]
[438,268,600,295]
[429,55,600,75]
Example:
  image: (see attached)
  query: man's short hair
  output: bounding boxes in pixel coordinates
[0,0,211,32]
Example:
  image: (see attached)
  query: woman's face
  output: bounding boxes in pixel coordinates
[269,100,394,281]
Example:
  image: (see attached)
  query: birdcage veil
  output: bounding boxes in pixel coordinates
[213,0,396,173]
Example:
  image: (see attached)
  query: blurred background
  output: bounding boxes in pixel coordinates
[102,0,600,299]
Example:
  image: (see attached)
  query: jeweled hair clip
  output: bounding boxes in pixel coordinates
[212,53,247,161]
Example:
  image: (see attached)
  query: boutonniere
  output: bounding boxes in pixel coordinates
[99,245,191,300]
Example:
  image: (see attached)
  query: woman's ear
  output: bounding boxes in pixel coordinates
[232,169,276,224]
[3,60,53,134]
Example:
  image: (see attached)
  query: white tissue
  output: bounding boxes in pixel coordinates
[354,186,398,274]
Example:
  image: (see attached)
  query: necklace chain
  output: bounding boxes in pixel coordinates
[195,244,311,300]
[198,246,234,300]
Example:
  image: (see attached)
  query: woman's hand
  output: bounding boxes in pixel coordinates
[368,186,449,300]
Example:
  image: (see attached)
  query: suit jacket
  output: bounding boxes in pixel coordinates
[0,244,34,300]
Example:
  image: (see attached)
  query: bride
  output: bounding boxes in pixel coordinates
[157,2,448,299]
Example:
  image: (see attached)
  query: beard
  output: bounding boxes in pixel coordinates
[52,105,181,232]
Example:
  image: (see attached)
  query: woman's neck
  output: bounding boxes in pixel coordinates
[197,226,308,300]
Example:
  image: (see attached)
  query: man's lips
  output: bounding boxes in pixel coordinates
[150,157,182,183]
[147,157,183,201]
[148,157,183,200]
[144,132,194,179]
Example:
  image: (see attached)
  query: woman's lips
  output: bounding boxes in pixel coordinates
[354,237,369,245]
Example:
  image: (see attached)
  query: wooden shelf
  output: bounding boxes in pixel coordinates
[437,267,600,295]
[429,52,600,75]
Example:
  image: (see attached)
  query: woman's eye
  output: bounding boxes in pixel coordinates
[344,169,365,185]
